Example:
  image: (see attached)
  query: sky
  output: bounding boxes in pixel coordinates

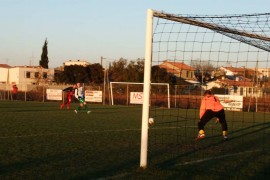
[0,0,269,68]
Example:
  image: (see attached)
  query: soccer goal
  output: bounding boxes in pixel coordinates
[140,9,270,170]
[109,82,170,108]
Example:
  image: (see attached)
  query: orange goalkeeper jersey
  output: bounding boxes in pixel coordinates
[199,95,224,119]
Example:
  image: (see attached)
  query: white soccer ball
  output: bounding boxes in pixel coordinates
[148,118,154,124]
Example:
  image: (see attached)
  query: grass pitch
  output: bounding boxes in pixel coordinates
[0,101,270,179]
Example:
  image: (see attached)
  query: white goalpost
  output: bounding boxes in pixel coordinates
[140,9,154,168]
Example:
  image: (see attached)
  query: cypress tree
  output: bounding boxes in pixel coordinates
[39,38,49,68]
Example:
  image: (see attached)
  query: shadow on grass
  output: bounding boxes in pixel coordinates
[154,122,270,169]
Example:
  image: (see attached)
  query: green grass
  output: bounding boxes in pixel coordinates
[0,101,270,179]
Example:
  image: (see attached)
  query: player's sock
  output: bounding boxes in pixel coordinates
[76,106,81,111]
[223,131,228,140]
[199,129,205,135]
[85,105,91,114]
[197,130,205,139]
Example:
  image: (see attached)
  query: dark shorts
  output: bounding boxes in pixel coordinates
[198,109,228,131]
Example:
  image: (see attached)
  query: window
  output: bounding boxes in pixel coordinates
[233,85,238,93]
[26,71,30,78]
[240,87,243,95]
[43,72,47,78]
[35,72,39,78]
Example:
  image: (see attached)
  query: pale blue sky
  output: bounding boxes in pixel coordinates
[0,0,269,68]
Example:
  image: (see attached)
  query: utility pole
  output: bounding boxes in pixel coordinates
[255,60,259,112]
[101,56,106,105]
[201,64,204,96]
[29,53,36,66]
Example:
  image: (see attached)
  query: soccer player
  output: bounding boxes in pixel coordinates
[60,84,76,110]
[12,84,18,100]
[74,82,90,114]
[197,90,228,140]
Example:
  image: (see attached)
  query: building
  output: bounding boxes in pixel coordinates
[0,65,54,91]
[0,64,12,83]
[159,61,196,80]
[204,78,262,97]
[199,65,269,97]
[220,66,261,80]
[8,66,54,85]
[63,60,90,67]
[258,68,270,80]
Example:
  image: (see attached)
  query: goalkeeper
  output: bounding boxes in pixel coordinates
[197,90,228,140]
[74,82,90,114]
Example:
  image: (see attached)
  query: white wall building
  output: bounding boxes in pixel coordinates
[8,66,54,85]
[63,60,90,67]
[258,68,270,79]
[0,65,54,91]
[0,64,11,83]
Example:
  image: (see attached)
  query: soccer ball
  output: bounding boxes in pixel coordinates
[148,118,154,124]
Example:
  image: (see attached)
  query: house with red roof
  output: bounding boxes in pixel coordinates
[205,66,264,97]
[159,61,196,80]
[220,66,262,80]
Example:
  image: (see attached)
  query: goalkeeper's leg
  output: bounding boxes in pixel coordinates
[215,109,228,140]
[197,110,214,139]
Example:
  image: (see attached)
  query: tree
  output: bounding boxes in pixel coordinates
[55,64,104,84]
[108,58,128,82]
[39,39,49,69]
[151,65,174,84]
[86,63,103,84]
[125,58,144,82]
[54,70,65,83]
[191,60,215,83]
[64,65,89,83]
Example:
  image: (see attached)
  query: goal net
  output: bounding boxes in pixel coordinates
[140,9,270,176]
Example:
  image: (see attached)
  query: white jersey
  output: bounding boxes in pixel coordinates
[75,87,84,99]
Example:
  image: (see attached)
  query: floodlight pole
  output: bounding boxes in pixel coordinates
[140,9,153,169]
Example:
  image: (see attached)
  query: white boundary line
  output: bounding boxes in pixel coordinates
[0,128,141,139]
[175,150,263,166]
[1,125,269,139]
[97,172,132,180]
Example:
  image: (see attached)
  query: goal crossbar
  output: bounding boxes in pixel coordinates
[153,10,270,42]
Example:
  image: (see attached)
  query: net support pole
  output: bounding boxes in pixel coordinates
[110,82,114,105]
[140,9,153,169]
[167,84,170,109]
